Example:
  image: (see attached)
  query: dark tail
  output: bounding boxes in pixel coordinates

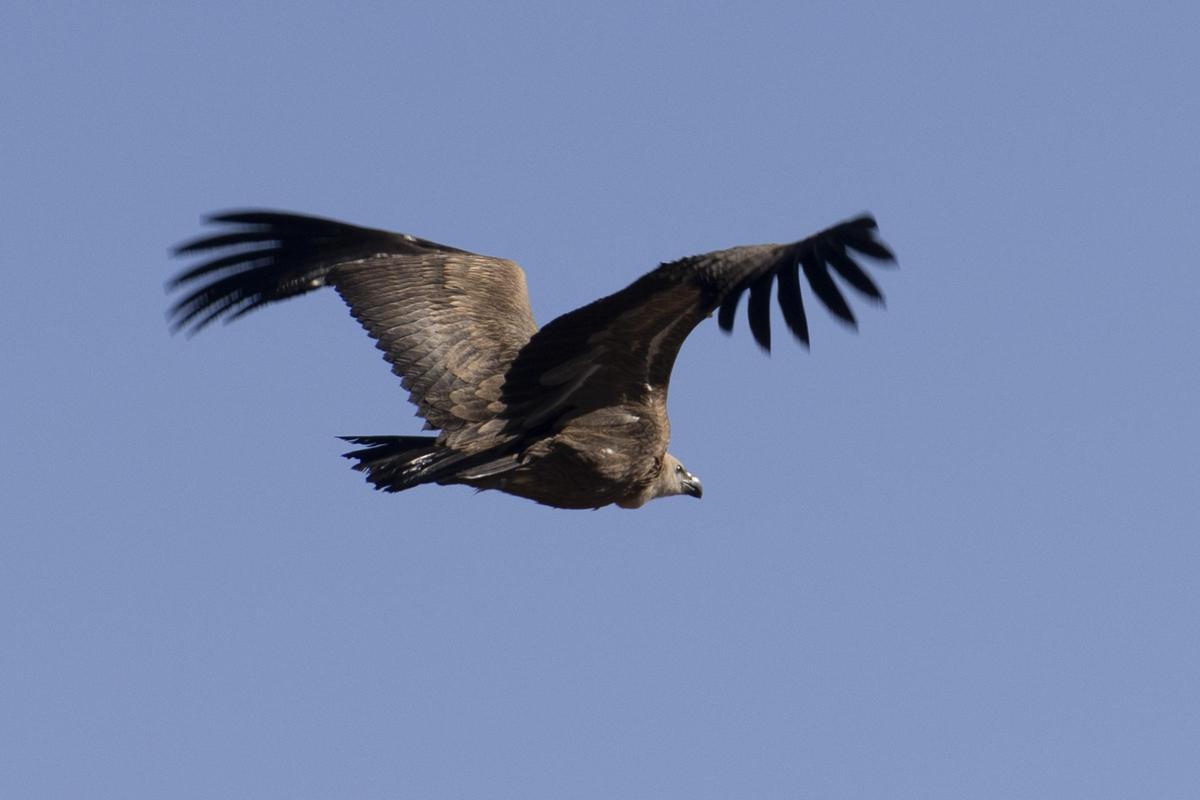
[340,435,524,494]
[339,435,445,492]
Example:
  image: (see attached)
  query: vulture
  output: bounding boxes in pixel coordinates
[169,210,895,509]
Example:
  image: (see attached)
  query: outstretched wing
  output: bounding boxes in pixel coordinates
[500,215,894,428]
[169,210,538,432]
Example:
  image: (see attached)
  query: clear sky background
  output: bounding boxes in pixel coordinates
[3,2,1198,797]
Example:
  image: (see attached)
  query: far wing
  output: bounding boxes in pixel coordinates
[499,215,895,429]
[169,211,538,433]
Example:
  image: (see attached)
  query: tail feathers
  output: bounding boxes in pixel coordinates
[340,435,525,493]
[339,435,445,492]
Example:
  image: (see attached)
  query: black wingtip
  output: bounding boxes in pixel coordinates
[776,262,810,346]
[705,213,893,353]
[800,252,857,328]
[717,292,741,333]
[841,217,897,264]
[205,209,282,225]
[747,272,774,353]
[205,209,355,231]
[820,241,886,305]
[166,209,363,335]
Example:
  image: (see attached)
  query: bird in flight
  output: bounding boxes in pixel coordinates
[169,210,895,509]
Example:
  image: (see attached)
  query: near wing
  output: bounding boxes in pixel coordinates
[500,215,895,428]
[169,211,539,433]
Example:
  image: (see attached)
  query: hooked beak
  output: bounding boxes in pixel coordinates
[682,473,703,499]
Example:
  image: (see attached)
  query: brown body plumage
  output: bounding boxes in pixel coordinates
[169,210,895,509]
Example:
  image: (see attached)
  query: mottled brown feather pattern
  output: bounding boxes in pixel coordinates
[333,254,536,432]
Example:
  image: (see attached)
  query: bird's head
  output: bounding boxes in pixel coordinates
[660,452,703,501]
[620,452,703,508]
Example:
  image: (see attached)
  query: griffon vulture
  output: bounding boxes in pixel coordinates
[169,210,895,509]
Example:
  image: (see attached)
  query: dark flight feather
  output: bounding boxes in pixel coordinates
[776,262,810,346]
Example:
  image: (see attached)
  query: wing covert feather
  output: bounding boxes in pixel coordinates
[334,254,537,431]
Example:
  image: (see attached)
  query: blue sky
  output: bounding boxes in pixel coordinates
[3,2,1198,797]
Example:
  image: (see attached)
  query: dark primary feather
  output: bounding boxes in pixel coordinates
[822,240,884,301]
[167,211,463,334]
[775,258,809,345]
